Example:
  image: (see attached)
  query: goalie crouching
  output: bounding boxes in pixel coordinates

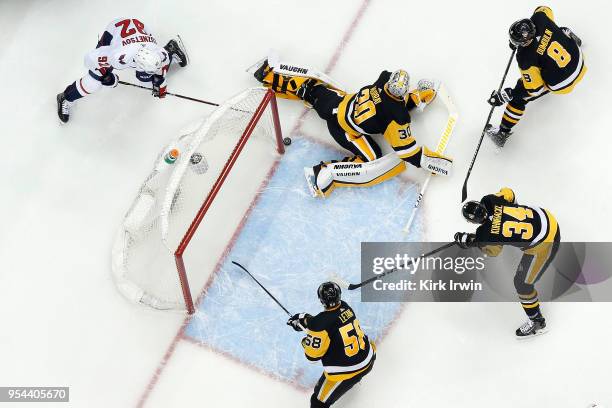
[254,63,453,197]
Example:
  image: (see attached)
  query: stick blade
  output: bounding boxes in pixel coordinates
[461,182,468,203]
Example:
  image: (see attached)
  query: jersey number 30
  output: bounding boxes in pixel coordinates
[339,320,366,357]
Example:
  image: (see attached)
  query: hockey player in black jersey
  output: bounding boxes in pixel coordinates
[287,282,375,407]
[486,6,586,147]
[454,188,561,338]
[254,62,452,197]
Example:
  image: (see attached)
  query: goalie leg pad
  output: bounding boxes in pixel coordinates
[420,147,453,176]
[305,153,406,198]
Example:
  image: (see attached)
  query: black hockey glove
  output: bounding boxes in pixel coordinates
[508,40,517,51]
[487,88,513,106]
[454,232,476,249]
[287,313,311,332]
[100,71,119,88]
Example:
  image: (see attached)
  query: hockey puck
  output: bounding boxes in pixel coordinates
[283,137,292,146]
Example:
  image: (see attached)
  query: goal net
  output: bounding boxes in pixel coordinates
[112,87,284,314]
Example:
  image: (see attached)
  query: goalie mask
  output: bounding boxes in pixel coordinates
[385,69,410,100]
[317,282,341,309]
[134,47,163,74]
[462,201,488,224]
[509,19,536,47]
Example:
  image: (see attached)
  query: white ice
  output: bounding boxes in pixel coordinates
[1,0,611,407]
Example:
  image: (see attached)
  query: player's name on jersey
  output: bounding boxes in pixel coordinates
[372,279,484,292]
[122,34,157,47]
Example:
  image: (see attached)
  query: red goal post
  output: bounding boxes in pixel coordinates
[112,88,284,314]
[175,89,284,314]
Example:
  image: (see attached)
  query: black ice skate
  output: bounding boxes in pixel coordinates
[56,92,73,124]
[164,36,189,67]
[253,59,272,83]
[485,124,512,148]
[515,316,547,339]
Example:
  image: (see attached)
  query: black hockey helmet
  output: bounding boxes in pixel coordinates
[509,19,536,47]
[462,201,488,224]
[317,282,341,309]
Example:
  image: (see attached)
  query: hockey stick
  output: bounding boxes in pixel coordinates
[403,84,458,233]
[118,80,220,107]
[460,48,516,203]
[232,261,292,316]
[346,242,456,290]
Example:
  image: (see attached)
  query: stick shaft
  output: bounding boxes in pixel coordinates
[118,80,219,107]
[461,49,516,202]
[347,242,456,290]
[232,261,292,316]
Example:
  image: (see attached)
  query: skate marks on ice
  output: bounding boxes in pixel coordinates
[184,138,421,388]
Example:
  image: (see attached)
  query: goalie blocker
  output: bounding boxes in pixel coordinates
[251,53,453,198]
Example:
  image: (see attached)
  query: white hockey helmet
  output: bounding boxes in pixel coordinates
[385,69,411,99]
[134,47,162,74]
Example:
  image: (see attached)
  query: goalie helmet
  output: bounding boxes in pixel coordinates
[317,282,341,309]
[385,69,410,99]
[462,201,488,224]
[134,47,163,74]
[509,19,536,47]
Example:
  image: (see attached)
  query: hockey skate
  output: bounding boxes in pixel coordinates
[296,78,317,106]
[485,124,512,148]
[515,317,548,339]
[304,167,323,198]
[56,92,73,124]
[253,59,272,83]
[164,35,189,67]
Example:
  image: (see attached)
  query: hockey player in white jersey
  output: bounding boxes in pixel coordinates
[56,18,188,123]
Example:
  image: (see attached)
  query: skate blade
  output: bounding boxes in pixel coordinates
[175,34,190,66]
[515,326,549,340]
[303,167,319,198]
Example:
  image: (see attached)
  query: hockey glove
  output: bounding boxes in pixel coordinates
[100,71,119,88]
[287,313,311,332]
[454,232,476,249]
[488,88,513,106]
[152,75,167,98]
[508,40,517,51]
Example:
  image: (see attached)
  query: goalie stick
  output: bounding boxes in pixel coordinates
[403,83,458,233]
[232,261,292,316]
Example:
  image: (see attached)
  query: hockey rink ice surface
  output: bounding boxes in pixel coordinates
[184,138,415,388]
[3,0,612,407]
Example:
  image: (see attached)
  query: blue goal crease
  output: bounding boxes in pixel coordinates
[184,137,422,388]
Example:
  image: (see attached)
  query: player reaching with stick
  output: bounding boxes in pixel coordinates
[56,17,189,124]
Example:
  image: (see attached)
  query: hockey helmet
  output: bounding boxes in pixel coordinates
[134,47,163,74]
[462,201,488,224]
[385,69,411,99]
[509,19,536,47]
[317,282,341,309]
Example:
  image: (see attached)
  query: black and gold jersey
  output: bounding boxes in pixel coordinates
[516,6,586,96]
[335,71,422,162]
[475,188,559,254]
[301,301,375,381]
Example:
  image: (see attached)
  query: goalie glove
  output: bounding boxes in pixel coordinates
[287,313,311,332]
[454,232,476,249]
[420,146,453,176]
[488,88,513,106]
[410,79,440,112]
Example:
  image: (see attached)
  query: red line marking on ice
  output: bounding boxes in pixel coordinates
[137,1,371,406]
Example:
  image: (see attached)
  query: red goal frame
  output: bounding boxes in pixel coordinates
[173,89,284,314]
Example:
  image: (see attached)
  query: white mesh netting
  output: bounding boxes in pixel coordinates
[112,87,281,311]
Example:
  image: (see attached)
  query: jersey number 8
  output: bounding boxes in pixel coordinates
[547,41,571,68]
